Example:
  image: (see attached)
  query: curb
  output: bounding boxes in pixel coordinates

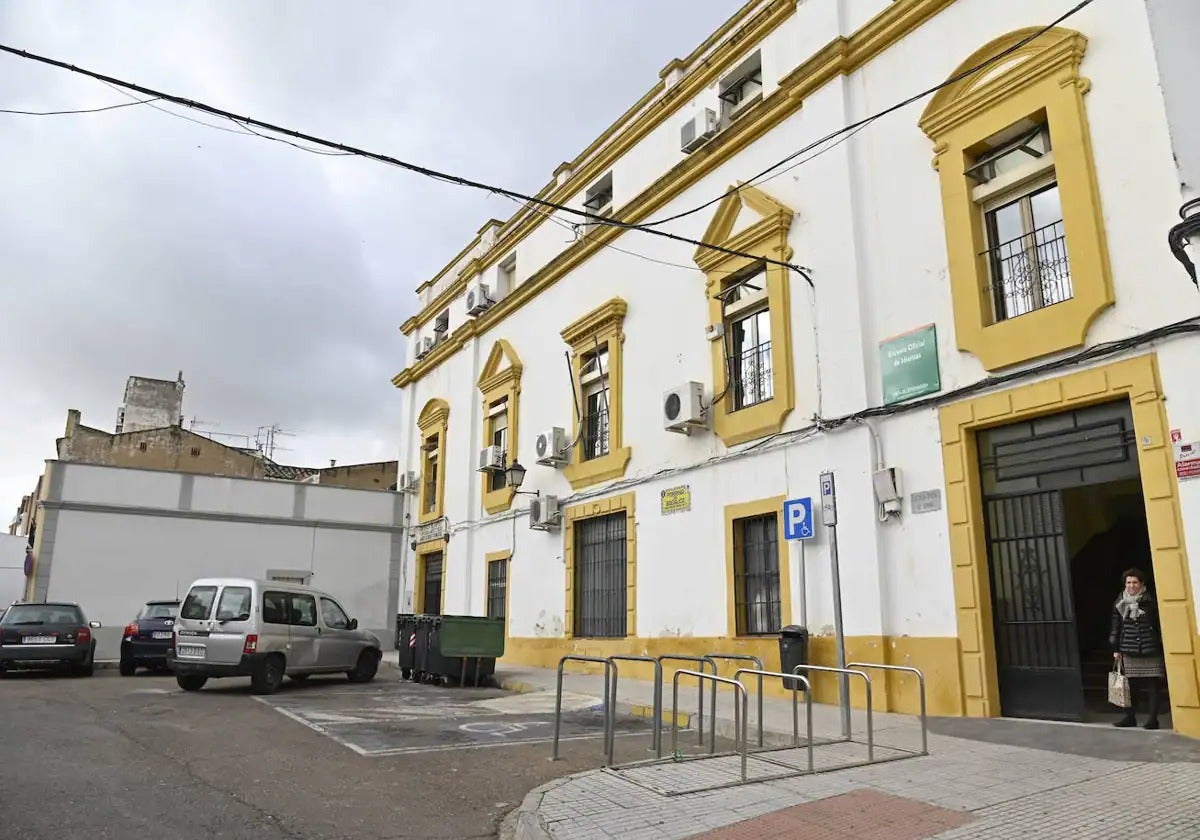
[499,772,596,840]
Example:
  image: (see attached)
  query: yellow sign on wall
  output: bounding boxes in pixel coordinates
[660,485,691,515]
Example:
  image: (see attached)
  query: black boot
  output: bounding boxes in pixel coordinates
[1144,679,1161,730]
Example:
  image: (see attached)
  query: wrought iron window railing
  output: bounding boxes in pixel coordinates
[582,408,610,461]
[984,220,1072,321]
[727,341,773,410]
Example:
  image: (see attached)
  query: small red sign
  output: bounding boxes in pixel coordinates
[1171,428,1183,443]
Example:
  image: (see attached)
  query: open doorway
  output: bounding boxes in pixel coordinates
[978,399,1171,727]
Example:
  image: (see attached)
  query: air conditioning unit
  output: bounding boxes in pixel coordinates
[416,337,434,359]
[534,427,569,467]
[529,495,562,531]
[663,381,706,434]
[680,107,718,153]
[477,445,504,472]
[398,470,419,493]
[466,281,494,316]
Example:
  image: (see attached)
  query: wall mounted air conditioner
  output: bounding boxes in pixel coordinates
[398,470,419,494]
[466,281,494,316]
[535,427,569,467]
[680,107,719,153]
[663,381,706,434]
[477,445,504,473]
[529,495,562,531]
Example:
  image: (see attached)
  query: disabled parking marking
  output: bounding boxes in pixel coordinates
[255,682,653,757]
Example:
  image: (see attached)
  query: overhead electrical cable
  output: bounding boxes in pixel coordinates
[0,42,809,282]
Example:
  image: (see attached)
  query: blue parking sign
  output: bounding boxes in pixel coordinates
[782,497,815,540]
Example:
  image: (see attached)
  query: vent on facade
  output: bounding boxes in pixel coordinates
[416,337,435,359]
[663,381,706,434]
[477,445,505,472]
[529,495,562,531]
[534,427,568,467]
[190,446,201,457]
[434,309,450,335]
[398,470,419,493]
[139,442,148,451]
[680,107,718,153]
[466,281,494,316]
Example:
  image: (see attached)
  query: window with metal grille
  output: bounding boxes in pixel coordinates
[733,513,781,635]
[719,267,772,411]
[487,558,508,621]
[580,346,610,460]
[488,402,508,492]
[969,122,1072,322]
[573,512,626,638]
[422,435,439,514]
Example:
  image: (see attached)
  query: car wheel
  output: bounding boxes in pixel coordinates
[251,655,285,695]
[119,658,136,677]
[176,675,207,692]
[347,650,379,684]
[76,647,95,677]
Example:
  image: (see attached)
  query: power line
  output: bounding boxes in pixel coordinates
[0,96,158,115]
[635,0,1099,229]
[0,42,809,281]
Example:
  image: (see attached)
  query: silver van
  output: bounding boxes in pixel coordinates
[168,577,382,694]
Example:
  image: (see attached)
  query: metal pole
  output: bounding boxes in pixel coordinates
[799,539,808,628]
[829,521,850,739]
[552,660,565,761]
[671,672,681,758]
[604,663,613,766]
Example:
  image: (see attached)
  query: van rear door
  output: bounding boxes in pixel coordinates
[174,584,218,662]
[205,584,254,666]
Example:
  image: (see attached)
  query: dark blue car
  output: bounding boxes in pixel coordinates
[119,600,180,676]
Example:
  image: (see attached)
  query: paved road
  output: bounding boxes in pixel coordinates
[0,667,644,839]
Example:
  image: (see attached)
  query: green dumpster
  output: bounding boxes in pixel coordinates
[413,614,505,686]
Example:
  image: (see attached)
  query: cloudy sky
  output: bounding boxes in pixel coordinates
[0,1,738,514]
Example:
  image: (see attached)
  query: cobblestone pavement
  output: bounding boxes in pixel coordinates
[508,727,1200,839]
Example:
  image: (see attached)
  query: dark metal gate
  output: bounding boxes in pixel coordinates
[573,512,627,638]
[978,399,1139,722]
[422,554,443,616]
[984,491,1081,720]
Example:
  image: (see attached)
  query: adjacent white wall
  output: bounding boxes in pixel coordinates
[33,462,404,660]
[397,0,1200,645]
[0,534,27,609]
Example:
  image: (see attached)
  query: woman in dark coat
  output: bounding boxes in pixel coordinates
[1110,567,1165,729]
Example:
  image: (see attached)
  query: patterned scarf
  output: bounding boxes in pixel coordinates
[1117,587,1146,621]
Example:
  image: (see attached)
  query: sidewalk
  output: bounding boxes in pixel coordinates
[494,663,1200,840]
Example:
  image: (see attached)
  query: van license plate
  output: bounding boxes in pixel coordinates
[152,631,173,640]
[177,644,205,658]
[22,635,56,644]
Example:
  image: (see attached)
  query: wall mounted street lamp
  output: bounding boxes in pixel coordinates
[505,461,540,496]
[1168,198,1200,289]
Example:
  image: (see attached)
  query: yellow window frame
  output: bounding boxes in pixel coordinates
[477,340,523,514]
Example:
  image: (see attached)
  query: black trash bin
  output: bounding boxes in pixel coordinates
[395,614,418,679]
[778,625,810,690]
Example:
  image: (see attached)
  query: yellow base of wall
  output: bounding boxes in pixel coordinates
[500,634,963,716]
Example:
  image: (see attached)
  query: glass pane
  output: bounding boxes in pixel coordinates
[181,586,217,620]
[216,587,252,622]
[1030,183,1063,229]
[291,595,317,627]
[988,200,1025,246]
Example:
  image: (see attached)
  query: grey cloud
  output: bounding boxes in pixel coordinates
[0,0,738,506]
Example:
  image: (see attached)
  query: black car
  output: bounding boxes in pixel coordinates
[0,602,100,676]
[120,600,181,675]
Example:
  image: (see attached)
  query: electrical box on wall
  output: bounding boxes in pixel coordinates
[872,467,904,517]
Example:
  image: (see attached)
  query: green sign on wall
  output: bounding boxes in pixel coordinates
[879,324,941,405]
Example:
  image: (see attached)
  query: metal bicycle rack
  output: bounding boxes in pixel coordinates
[596,661,929,797]
[551,655,617,765]
[606,654,664,759]
[655,654,717,748]
[705,653,765,747]
[846,661,929,757]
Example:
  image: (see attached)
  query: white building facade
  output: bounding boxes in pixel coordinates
[393,0,1200,736]
[24,461,405,660]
